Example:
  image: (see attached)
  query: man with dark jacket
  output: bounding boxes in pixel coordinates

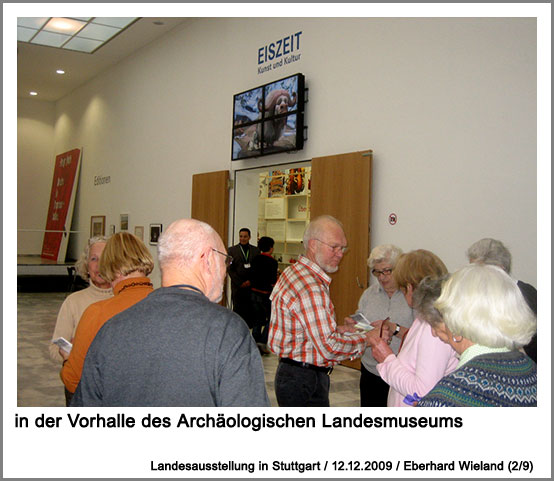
[227,228,260,327]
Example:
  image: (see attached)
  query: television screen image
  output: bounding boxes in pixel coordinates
[233,87,262,125]
[262,112,303,156]
[232,73,305,160]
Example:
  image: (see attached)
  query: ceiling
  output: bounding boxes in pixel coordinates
[17,17,189,102]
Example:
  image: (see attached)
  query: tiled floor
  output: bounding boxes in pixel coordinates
[16,291,362,407]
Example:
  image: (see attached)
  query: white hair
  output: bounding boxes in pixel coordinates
[367,244,403,270]
[466,238,512,274]
[74,236,109,280]
[434,264,536,349]
[302,215,343,251]
[157,219,217,273]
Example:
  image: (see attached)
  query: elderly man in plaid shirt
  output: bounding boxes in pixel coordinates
[268,215,381,406]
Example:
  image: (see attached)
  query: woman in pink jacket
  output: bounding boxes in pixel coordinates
[369,250,458,407]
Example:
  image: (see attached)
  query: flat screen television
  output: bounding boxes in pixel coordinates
[232,73,305,160]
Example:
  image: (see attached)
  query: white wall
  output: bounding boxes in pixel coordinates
[18,17,538,287]
[17,98,56,254]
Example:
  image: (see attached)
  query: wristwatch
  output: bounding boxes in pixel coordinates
[393,324,401,336]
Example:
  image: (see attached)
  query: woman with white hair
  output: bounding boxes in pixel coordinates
[466,237,537,363]
[49,236,112,364]
[353,244,414,406]
[49,236,113,406]
[61,232,155,404]
[418,264,537,407]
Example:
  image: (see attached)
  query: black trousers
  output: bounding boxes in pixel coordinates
[250,291,271,344]
[274,360,331,407]
[359,363,390,407]
[231,287,254,328]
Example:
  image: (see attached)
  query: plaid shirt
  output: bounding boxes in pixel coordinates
[268,255,367,367]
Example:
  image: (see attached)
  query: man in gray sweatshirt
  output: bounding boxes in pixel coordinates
[72,219,270,407]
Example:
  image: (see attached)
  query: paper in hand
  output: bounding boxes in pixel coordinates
[52,337,73,353]
[350,312,374,331]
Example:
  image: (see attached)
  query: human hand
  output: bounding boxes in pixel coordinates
[368,336,394,363]
[59,348,70,361]
[240,280,251,288]
[371,317,393,343]
[371,317,390,332]
[339,316,358,333]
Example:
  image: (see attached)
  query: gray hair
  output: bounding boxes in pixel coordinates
[157,219,218,273]
[466,238,512,274]
[434,264,535,349]
[302,215,343,250]
[367,244,403,270]
[74,236,110,280]
[413,275,449,328]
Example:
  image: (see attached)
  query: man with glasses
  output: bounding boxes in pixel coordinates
[72,218,269,407]
[268,215,379,406]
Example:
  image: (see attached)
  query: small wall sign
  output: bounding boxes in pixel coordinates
[388,213,398,225]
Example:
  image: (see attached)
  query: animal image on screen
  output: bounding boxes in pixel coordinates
[232,73,305,160]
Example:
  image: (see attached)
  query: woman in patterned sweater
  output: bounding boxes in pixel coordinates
[418,264,537,407]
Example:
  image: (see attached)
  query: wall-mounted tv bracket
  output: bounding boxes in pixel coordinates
[303,87,309,142]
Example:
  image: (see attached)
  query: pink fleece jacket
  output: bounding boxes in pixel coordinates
[377,317,459,407]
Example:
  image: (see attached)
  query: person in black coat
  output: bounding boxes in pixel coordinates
[250,236,278,354]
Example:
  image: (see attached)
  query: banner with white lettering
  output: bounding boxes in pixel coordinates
[41,148,82,261]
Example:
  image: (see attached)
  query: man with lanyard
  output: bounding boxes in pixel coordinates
[268,215,383,406]
[227,228,260,328]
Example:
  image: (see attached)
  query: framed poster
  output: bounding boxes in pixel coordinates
[90,216,106,237]
[149,224,162,245]
[120,213,129,231]
[134,225,144,241]
[41,148,82,261]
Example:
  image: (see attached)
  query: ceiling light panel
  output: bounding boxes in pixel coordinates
[77,23,120,42]
[44,17,86,35]
[63,37,104,53]
[17,26,36,42]
[91,17,137,28]
[17,17,139,54]
[31,31,71,48]
[17,17,49,29]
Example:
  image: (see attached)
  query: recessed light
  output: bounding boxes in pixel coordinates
[30,91,38,96]
[56,69,65,75]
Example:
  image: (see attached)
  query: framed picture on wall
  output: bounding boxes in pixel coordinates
[120,213,129,231]
[134,225,144,241]
[149,224,162,245]
[90,216,106,238]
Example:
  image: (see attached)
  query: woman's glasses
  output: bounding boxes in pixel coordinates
[371,268,393,277]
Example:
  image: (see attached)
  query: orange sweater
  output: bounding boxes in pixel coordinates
[60,277,154,393]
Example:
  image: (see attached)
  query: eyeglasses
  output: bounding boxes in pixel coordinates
[315,238,349,254]
[372,268,393,277]
[212,249,233,267]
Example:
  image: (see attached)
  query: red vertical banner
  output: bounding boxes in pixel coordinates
[41,148,82,261]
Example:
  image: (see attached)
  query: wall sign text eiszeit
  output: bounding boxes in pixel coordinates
[258,31,302,75]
